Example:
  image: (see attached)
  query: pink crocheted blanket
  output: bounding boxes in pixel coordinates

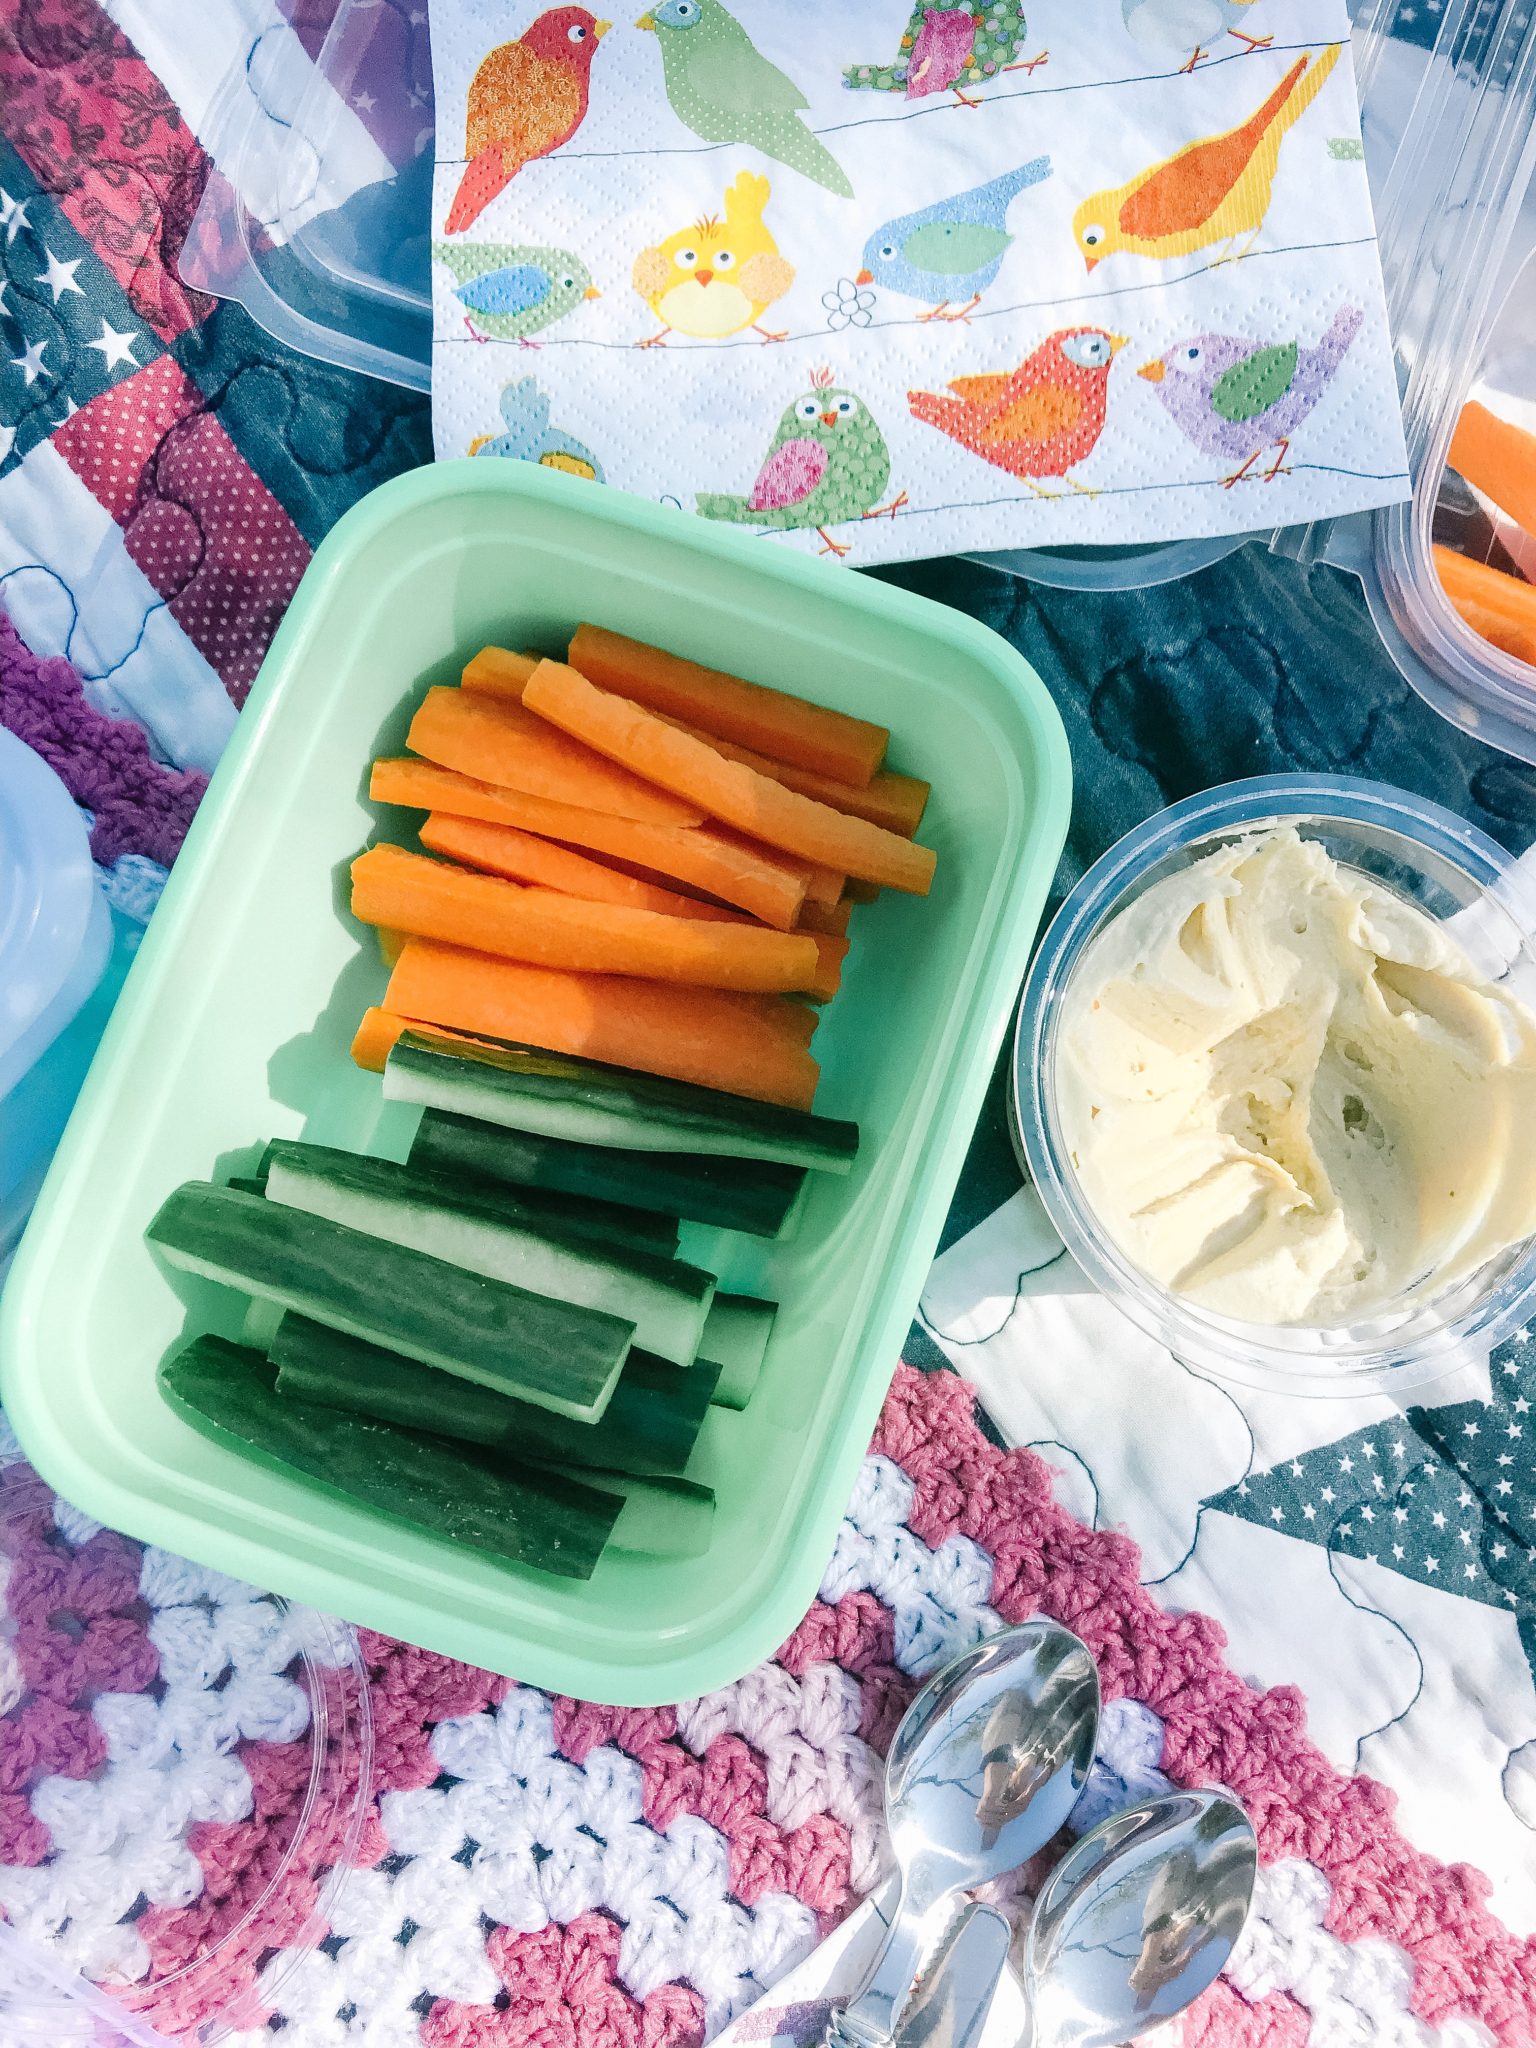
[4,1366,1532,2046]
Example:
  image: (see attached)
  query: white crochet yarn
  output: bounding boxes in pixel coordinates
[1228,1859,1499,2048]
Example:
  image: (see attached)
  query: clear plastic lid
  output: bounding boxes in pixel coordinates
[1312,0,1536,759]
[0,1445,372,2043]
[179,0,433,392]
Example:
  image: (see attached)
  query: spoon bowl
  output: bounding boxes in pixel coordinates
[1024,1790,1257,2047]
[833,1620,1100,2045]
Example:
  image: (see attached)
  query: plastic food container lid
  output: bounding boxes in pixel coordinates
[0,1445,373,2044]
[1014,773,1536,1398]
[178,0,433,393]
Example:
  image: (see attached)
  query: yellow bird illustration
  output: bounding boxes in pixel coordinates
[631,171,796,346]
[1072,45,1339,271]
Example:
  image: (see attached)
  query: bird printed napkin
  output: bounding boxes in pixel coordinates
[427,0,1410,563]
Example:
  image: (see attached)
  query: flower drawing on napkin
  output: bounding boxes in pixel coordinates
[908,328,1126,497]
[446,6,611,234]
[697,370,904,554]
[1073,46,1339,270]
[636,0,853,196]
[842,0,1046,106]
[856,156,1051,325]
[631,171,795,347]
[1137,308,1363,487]
[823,278,877,332]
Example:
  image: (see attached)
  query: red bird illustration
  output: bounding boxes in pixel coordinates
[908,326,1127,494]
[446,7,612,235]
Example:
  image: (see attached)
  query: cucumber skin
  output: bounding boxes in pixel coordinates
[411,1112,806,1239]
[260,1143,714,1368]
[272,1315,720,1477]
[160,1337,621,1579]
[147,1181,632,1421]
[388,1035,859,1173]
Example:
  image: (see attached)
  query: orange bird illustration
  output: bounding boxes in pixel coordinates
[446,7,612,235]
[1072,44,1340,270]
[908,327,1127,495]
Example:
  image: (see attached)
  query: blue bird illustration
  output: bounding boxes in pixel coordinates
[467,377,607,482]
[433,240,600,345]
[855,158,1051,321]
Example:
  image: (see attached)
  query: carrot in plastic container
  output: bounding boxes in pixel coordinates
[384,940,821,1109]
[408,686,703,827]
[1433,544,1536,666]
[461,647,542,700]
[370,758,813,929]
[523,662,937,895]
[420,813,743,921]
[1449,401,1536,544]
[351,844,823,994]
[569,623,888,786]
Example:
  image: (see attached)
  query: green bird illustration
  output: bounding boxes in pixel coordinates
[696,373,903,556]
[432,241,600,344]
[636,0,853,198]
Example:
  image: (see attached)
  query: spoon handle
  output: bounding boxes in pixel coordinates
[829,1896,961,2047]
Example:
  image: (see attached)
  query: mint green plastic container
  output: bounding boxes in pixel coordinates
[0,463,1069,1705]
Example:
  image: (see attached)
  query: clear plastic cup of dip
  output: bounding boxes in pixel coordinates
[1014,774,1536,1397]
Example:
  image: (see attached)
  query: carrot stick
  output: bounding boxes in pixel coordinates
[650,709,928,836]
[1449,401,1536,544]
[808,935,849,1003]
[462,647,541,700]
[804,865,845,907]
[1433,545,1536,651]
[408,686,703,829]
[420,814,744,922]
[377,927,408,969]
[351,844,822,994]
[773,1002,819,1049]
[569,624,888,786]
[1446,592,1536,666]
[797,897,852,937]
[351,1008,499,1072]
[385,940,820,1108]
[844,878,880,904]
[524,663,937,896]
[371,759,811,928]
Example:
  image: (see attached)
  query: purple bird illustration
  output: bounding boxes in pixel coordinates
[908,7,980,96]
[1137,306,1363,487]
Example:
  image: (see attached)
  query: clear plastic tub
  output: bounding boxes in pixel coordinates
[0,1446,373,2043]
[1014,774,1536,1397]
[1305,0,1536,759]
[0,731,112,1271]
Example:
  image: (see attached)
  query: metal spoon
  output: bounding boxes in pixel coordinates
[1021,1790,1258,2047]
[887,1902,1013,2048]
[830,1620,1101,2047]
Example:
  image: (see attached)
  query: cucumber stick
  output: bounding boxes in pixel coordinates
[161,1337,622,1580]
[700,1294,778,1409]
[260,1142,714,1368]
[540,1466,716,1558]
[147,1182,632,1420]
[271,1314,720,1477]
[386,1035,859,1173]
[412,1112,805,1239]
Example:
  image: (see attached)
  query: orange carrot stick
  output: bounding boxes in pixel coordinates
[370,758,812,929]
[461,647,541,699]
[385,940,820,1109]
[408,686,703,829]
[797,897,852,937]
[569,624,888,786]
[843,878,880,904]
[524,663,937,896]
[351,844,822,994]
[377,927,408,969]
[808,935,849,1003]
[649,709,928,836]
[351,1008,499,1072]
[1434,546,1536,654]
[420,814,744,922]
[1447,592,1536,666]
[804,865,845,907]
[1449,401,1536,543]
